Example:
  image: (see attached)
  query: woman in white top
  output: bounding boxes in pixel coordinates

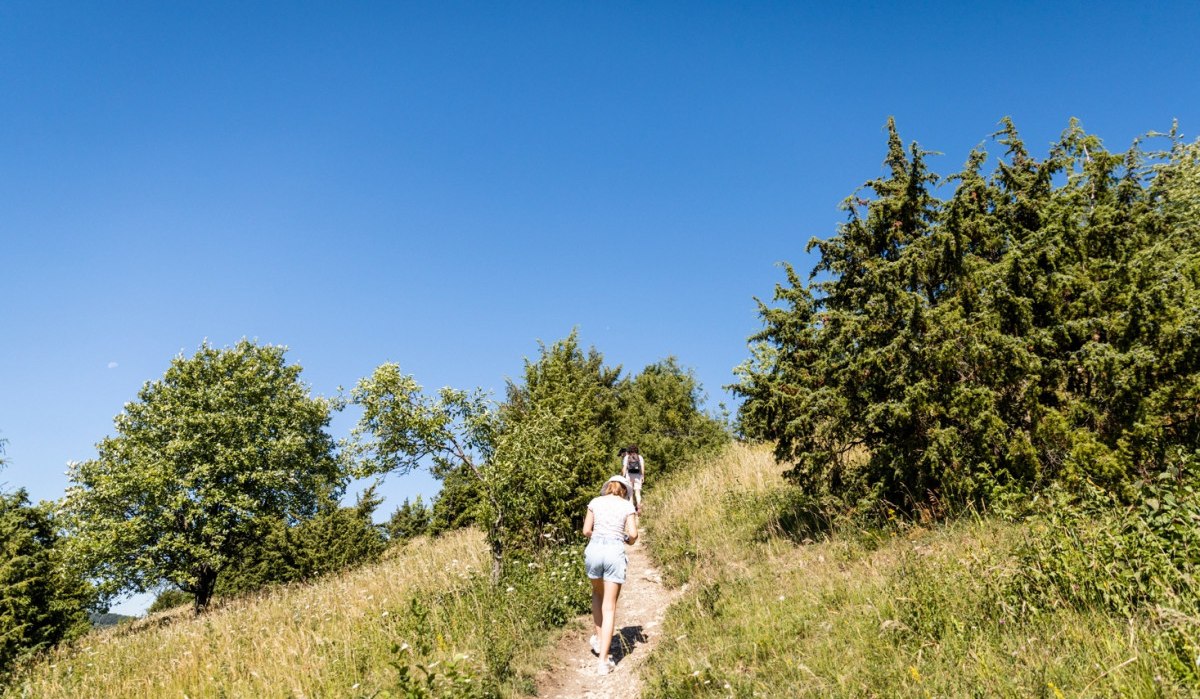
[582,475,639,675]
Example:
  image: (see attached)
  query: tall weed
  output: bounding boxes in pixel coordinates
[1009,454,1200,678]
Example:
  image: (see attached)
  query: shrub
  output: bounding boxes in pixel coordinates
[1008,449,1200,676]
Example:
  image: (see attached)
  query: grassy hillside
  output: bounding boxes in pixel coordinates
[642,443,1196,698]
[3,528,585,698]
[9,442,1195,697]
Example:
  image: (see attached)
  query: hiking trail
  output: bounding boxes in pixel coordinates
[535,541,682,698]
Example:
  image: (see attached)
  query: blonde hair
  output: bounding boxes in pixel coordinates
[602,481,628,498]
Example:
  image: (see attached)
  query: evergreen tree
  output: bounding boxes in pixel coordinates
[736,119,1200,512]
[385,495,432,541]
[0,488,91,676]
[215,487,387,596]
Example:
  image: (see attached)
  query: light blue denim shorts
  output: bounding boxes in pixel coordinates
[584,537,628,583]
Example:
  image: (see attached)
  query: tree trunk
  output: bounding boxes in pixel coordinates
[489,508,504,585]
[192,565,218,614]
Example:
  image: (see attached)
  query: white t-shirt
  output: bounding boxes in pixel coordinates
[588,494,636,541]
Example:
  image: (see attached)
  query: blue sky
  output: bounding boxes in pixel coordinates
[2,2,1198,609]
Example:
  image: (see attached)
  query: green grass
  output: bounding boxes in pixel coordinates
[643,443,1198,698]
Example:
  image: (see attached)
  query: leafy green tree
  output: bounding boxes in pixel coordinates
[497,331,621,531]
[618,357,729,476]
[346,363,512,579]
[426,333,622,537]
[426,466,480,535]
[350,333,619,580]
[146,587,193,614]
[0,488,91,676]
[62,340,341,613]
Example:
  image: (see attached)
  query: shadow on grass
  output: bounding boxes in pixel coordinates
[754,489,835,545]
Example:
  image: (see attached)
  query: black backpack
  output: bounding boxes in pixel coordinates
[626,454,642,473]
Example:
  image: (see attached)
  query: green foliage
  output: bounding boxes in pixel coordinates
[371,545,587,699]
[386,495,433,542]
[216,486,388,596]
[0,489,91,677]
[347,363,512,578]
[618,357,729,478]
[644,444,1194,697]
[146,587,193,614]
[735,119,1200,511]
[61,340,341,612]
[491,331,620,546]
[429,336,727,536]
[351,333,726,580]
[1008,449,1200,673]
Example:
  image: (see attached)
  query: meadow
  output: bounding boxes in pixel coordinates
[2,528,586,698]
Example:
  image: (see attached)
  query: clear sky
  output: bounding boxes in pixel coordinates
[2,1,1198,610]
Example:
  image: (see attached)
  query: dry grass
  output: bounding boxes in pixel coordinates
[3,528,569,698]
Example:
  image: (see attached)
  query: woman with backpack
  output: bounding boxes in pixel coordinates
[622,445,646,514]
[583,475,639,675]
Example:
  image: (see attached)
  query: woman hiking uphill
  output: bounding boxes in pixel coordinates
[622,445,646,514]
[582,475,638,675]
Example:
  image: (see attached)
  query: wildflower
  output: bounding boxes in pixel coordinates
[506,586,515,593]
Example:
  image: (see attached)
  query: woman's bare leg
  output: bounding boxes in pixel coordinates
[590,578,604,643]
[597,580,622,662]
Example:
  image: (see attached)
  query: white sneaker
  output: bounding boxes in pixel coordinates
[596,658,615,675]
[589,635,599,656]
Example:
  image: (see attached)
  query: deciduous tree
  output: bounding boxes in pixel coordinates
[62,340,340,612]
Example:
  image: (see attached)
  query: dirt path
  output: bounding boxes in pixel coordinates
[535,541,681,698]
